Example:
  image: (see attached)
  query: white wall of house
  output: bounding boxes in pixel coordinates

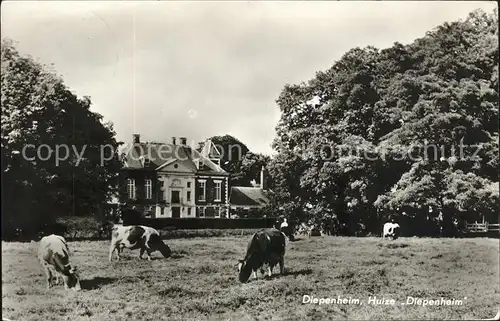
[155,205,196,218]
[156,173,196,218]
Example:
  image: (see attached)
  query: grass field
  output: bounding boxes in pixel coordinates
[2,235,499,321]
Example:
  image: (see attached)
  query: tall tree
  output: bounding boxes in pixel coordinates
[1,39,122,239]
[200,135,271,187]
[270,9,498,235]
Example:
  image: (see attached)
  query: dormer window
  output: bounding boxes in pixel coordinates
[140,156,150,167]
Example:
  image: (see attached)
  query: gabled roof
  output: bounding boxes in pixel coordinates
[230,187,270,206]
[121,142,228,175]
[200,139,222,159]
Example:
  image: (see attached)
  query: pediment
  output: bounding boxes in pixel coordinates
[157,159,195,173]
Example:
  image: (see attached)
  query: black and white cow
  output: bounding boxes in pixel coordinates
[237,228,286,283]
[382,222,401,240]
[108,225,171,261]
[38,234,81,291]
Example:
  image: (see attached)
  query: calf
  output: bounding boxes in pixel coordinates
[382,222,401,240]
[109,225,171,261]
[38,234,81,291]
[237,228,286,283]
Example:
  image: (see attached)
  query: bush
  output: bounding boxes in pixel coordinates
[159,228,263,239]
[55,216,108,240]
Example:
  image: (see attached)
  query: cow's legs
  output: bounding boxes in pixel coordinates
[54,273,63,285]
[267,265,273,277]
[43,265,53,289]
[109,241,117,262]
[115,246,122,261]
[139,248,145,259]
[253,271,257,279]
[145,249,152,261]
[61,274,69,290]
[279,257,285,274]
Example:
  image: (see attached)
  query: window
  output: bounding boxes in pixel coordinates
[215,207,221,218]
[145,179,152,199]
[187,208,192,216]
[127,179,136,199]
[187,182,192,188]
[161,207,165,215]
[187,191,192,202]
[214,181,222,201]
[198,207,205,218]
[144,158,150,167]
[198,180,206,201]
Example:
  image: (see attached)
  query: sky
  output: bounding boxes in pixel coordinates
[1,1,497,155]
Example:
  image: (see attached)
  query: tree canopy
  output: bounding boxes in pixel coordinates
[268,9,499,235]
[1,39,122,239]
[201,134,271,187]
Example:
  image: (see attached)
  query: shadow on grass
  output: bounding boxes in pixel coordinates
[378,242,410,249]
[81,277,117,290]
[283,268,313,277]
[157,285,200,298]
[264,268,314,280]
[169,250,188,259]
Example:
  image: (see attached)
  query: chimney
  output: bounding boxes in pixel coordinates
[171,137,176,145]
[180,137,187,145]
[133,134,140,144]
[260,166,266,190]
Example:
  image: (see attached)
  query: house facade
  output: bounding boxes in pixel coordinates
[119,134,230,218]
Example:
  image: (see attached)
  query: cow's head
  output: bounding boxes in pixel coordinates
[64,266,81,291]
[148,234,172,258]
[237,259,253,283]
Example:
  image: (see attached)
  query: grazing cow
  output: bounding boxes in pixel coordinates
[237,228,286,283]
[38,234,81,291]
[109,225,171,261]
[383,222,401,240]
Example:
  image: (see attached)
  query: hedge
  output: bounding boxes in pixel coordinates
[55,216,109,240]
[135,217,278,230]
[159,228,263,239]
[38,216,277,241]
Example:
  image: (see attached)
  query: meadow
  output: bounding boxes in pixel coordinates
[2,235,499,321]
